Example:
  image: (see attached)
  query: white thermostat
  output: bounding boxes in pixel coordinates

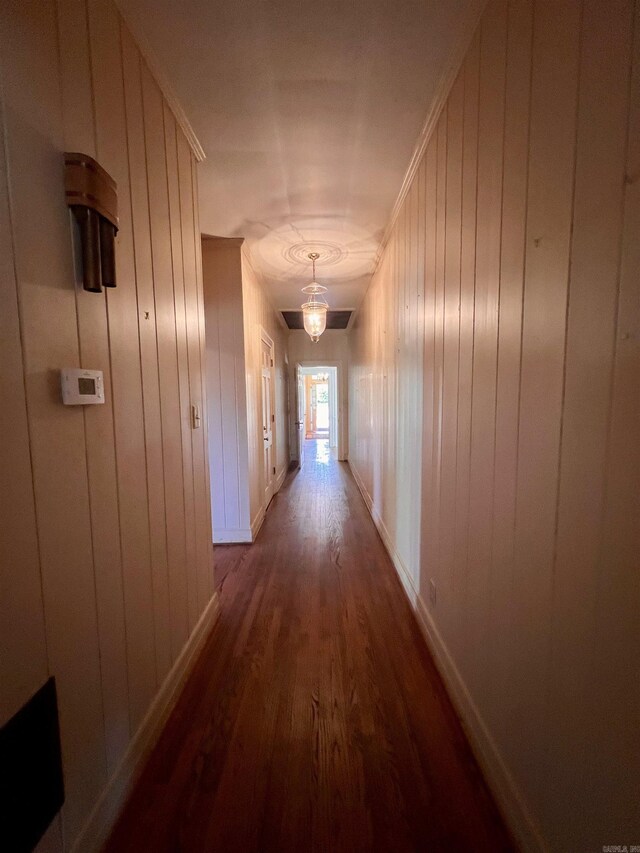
[60,368,105,405]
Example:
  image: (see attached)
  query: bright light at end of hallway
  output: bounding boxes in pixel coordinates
[311,438,331,465]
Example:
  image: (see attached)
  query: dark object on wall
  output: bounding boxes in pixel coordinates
[65,152,118,292]
[282,310,352,330]
[0,678,65,852]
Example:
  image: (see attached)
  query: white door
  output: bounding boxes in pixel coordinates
[294,364,305,467]
[261,337,274,505]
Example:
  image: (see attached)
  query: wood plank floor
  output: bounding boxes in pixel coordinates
[106,440,514,852]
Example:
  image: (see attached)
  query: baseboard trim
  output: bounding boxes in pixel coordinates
[275,464,287,492]
[250,467,287,542]
[213,528,253,543]
[71,592,220,852]
[250,507,265,541]
[348,460,546,853]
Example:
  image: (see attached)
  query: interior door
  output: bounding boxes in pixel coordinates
[294,364,304,467]
[261,338,274,505]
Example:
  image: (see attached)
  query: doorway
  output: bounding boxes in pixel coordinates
[305,373,330,438]
[294,364,341,466]
[261,331,275,507]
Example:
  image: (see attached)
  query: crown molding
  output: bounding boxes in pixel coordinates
[115,2,206,162]
[373,0,488,272]
[201,234,245,245]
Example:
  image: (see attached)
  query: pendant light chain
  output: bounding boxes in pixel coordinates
[300,251,329,343]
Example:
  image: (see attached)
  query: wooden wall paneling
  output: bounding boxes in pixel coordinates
[510,0,581,815]
[57,0,95,154]
[385,234,397,534]
[350,2,638,848]
[428,111,447,614]
[414,157,427,574]
[395,204,407,562]
[409,175,423,584]
[452,31,480,667]
[439,69,464,641]
[122,23,171,706]
[0,0,106,839]
[58,0,130,775]
[0,76,49,728]
[545,0,636,846]
[191,162,215,601]
[141,63,189,664]
[487,0,533,740]
[164,104,198,639]
[87,0,157,741]
[419,136,438,607]
[177,132,208,626]
[592,1,640,839]
[464,0,507,702]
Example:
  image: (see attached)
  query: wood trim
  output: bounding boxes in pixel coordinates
[250,506,266,541]
[348,459,545,853]
[213,528,253,544]
[70,593,220,853]
[260,326,275,349]
[113,1,206,162]
[201,235,245,246]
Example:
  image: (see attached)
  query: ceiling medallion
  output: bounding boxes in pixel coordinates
[301,252,329,343]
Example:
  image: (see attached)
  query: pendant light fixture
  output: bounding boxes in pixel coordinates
[301,252,329,343]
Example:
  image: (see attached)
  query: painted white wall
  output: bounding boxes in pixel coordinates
[202,238,252,541]
[202,238,289,542]
[0,1,214,849]
[349,1,640,851]
[288,330,350,461]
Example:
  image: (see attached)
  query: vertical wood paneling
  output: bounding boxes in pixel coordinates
[87,0,156,747]
[191,160,215,602]
[122,22,169,711]
[177,132,204,629]
[0,77,49,727]
[164,104,198,637]
[0,0,106,838]
[439,70,464,641]
[592,2,640,839]
[202,241,248,537]
[141,63,190,663]
[427,112,447,604]
[419,136,438,605]
[465,0,507,699]
[350,1,638,849]
[545,0,636,845]
[58,0,130,775]
[488,0,533,738]
[452,31,480,666]
[1,0,213,845]
[509,0,581,813]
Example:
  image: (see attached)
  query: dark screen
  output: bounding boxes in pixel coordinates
[78,377,96,395]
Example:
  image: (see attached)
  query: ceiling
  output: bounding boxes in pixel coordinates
[119,0,479,309]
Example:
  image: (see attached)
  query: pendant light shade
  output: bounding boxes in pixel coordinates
[301,253,329,343]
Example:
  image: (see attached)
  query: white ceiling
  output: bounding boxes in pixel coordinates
[119,0,479,310]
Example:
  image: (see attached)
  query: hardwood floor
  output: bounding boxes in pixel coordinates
[106,440,514,852]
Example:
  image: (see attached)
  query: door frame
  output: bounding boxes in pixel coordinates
[294,360,346,461]
[260,327,276,506]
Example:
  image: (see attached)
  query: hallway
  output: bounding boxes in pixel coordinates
[107,441,513,852]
